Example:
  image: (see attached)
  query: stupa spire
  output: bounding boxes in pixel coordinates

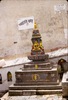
[28,23,47,61]
[34,22,37,29]
[31,23,45,55]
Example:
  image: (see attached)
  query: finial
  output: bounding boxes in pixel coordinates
[34,22,37,29]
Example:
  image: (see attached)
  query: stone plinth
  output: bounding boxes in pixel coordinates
[15,68,59,85]
[28,54,49,61]
[9,61,61,96]
[8,50,61,96]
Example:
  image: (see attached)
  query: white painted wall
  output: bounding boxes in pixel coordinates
[0,64,23,91]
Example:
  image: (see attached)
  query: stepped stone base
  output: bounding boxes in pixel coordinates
[9,83,62,96]
[9,89,62,96]
[9,57,61,96]
[9,66,61,96]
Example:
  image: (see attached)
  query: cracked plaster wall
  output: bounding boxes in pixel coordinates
[0,0,68,58]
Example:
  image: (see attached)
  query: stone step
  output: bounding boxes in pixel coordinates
[9,89,62,96]
[14,81,59,85]
[36,89,62,95]
[16,68,57,72]
[24,62,53,70]
[9,84,62,90]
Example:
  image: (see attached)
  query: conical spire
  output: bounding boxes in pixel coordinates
[28,23,48,61]
[31,23,45,55]
[34,22,37,29]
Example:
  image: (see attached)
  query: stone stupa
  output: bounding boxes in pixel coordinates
[9,23,62,96]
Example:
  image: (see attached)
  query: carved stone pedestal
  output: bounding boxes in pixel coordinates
[9,60,62,96]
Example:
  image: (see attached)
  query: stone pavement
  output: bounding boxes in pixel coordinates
[8,94,66,100]
[1,93,67,100]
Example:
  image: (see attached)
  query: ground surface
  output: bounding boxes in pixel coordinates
[1,93,67,100]
[8,95,65,100]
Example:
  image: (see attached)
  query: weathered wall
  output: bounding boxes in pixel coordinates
[0,0,68,58]
[0,64,23,91]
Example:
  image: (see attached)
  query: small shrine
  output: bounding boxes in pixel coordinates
[9,23,62,96]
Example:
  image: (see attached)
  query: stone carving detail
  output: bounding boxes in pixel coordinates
[32,74,40,81]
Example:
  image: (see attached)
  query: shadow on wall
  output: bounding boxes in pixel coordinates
[0,74,2,84]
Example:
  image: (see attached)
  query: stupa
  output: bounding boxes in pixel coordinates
[9,23,62,96]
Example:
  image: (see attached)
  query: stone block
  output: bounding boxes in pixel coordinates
[62,72,68,97]
[28,54,49,61]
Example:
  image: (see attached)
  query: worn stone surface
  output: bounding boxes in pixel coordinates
[8,94,63,100]
[1,93,67,100]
